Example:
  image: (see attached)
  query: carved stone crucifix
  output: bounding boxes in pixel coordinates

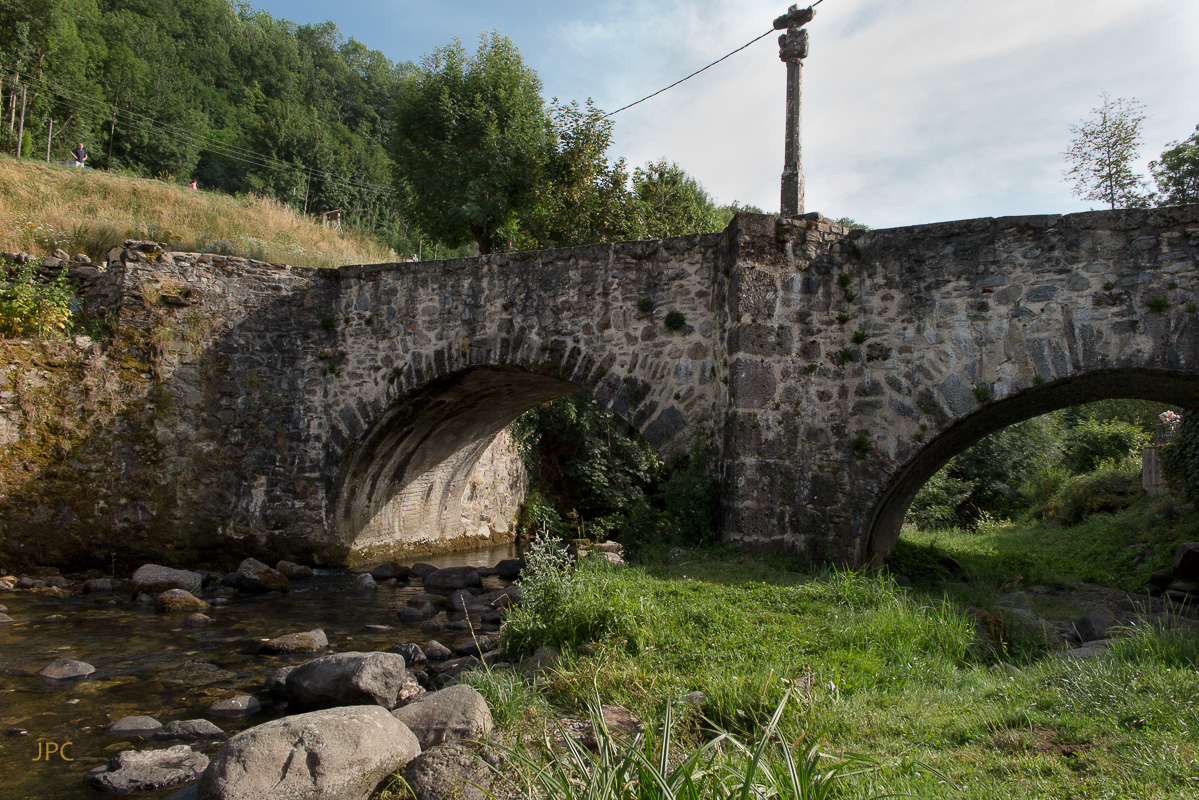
[775,5,814,217]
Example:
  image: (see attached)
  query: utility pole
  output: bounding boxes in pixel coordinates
[46,117,52,162]
[774,5,814,217]
[15,83,26,158]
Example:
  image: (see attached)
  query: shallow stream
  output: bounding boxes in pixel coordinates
[0,543,519,799]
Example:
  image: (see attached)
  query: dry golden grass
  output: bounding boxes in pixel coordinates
[0,156,396,269]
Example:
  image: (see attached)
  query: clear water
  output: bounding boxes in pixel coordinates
[0,543,519,799]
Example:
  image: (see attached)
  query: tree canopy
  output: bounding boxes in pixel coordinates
[1063,93,1149,210]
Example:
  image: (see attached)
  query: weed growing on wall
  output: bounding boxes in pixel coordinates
[0,261,76,337]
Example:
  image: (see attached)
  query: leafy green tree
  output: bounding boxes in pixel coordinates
[1151,124,1199,207]
[391,32,553,254]
[630,159,725,239]
[1063,93,1149,209]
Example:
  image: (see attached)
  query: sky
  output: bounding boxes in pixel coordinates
[252,0,1199,229]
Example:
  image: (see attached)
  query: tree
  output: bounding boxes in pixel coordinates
[1063,93,1149,209]
[629,159,725,239]
[1150,124,1199,207]
[390,32,553,254]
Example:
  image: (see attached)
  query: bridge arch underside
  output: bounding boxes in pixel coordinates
[332,366,622,563]
[866,368,1199,566]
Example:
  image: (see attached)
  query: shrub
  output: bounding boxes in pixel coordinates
[1161,410,1199,504]
[1043,457,1143,526]
[663,309,686,331]
[1062,417,1148,474]
[907,469,977,530]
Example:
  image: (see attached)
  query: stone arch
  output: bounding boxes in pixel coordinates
[865,368,1199,565]
[330,362,671,563]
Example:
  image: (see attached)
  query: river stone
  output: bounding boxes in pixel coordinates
[354,573,377,592]
[391,684,493,749]
[85,577,114,594]
[447,589,491,615]
[132,564,202,596]
[197,706,420,800]
[157,589,210,613]
[135,592,155,605]
[87,745,208,793]
[232,558,290,594]
[276,560,315,578]
[1074,608,1118,642]
[409,563,437,579]
[265,666,295,697]
[168,660,236,687]
[39,657,95,681]
[285,651,422,710]
[185,613,212,626]
[422,567,482,592]
[392,643,427,667]
[108,716,163,736]
[0,613,13,625]
[422,640,452,662]
[1173,543,1199,582]
[454,636,495,658]
[155,719,226,740]
[207,695,262,716]
[492,558,524,580]
[261,629,328,654]
[371,562,410,581]
[400,743,493,800]
[16,577,45,589]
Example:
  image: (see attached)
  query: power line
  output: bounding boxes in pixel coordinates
[604,29,774,118]
[604,0,827,118]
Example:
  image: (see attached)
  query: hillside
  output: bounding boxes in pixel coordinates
[0,157,396,269]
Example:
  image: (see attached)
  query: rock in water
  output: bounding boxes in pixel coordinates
[38,658,95,681]
[197,706,419,800]
[207,696,262,716]
[232,558,290,594]
[401,744,493,800]
[355,573,377,592]
[261,629,328,654]
[285,652,421,710]
[275,560,315,578]
[87,745,208,793]
[422,641,452,662]
[422,567,481,592]
[492,558,524,580]
[85,578,114,594]
[155,719,225,741]
[156,589,210,613]
[391,684,493,749]
[132,564,202,596]
[185,613,212,627]
[107,716,163,737]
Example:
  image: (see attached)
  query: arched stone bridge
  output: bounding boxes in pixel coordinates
[56,205,1199,566]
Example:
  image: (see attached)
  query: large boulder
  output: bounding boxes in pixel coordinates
[391,684,493,749]
[400,744,493,800]
[422,567,481,593]
[197,706,420,800]
[132,564,202,596]
[261,629,328,654]
[88,745,208,793]
[233,558,290,594]
[285,652,422,710]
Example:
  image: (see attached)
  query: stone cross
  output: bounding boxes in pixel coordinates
[774,5,814,217]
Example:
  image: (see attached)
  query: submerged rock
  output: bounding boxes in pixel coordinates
[261,629,328,654]
[285,651,422,710]
[107,716,163,737]
[391,684,493,750]
[38,658,94,682]
[422,567,481,593]
[185,613,212,627]
[155,719,225,741]
[85,578,114,594]
[87,745,208,793]
[198,706,419,800]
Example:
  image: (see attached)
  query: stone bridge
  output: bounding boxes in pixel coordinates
[5,205,1198,568]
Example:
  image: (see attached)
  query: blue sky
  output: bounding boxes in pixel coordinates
[254,0,1199,228]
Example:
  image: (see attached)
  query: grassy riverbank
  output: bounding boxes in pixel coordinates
[457,501,1199,799]
[0,156,396,269]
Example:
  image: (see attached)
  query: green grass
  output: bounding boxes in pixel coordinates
[487,519,1199,799]
[894,495,1198,592]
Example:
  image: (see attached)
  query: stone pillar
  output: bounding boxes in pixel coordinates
[775,6,814,217]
